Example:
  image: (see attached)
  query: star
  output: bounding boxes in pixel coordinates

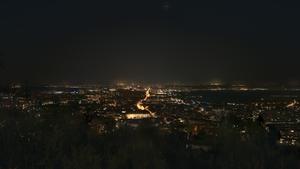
[162,1,170,11]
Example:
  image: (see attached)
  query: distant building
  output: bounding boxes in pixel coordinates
[126,113,152,119]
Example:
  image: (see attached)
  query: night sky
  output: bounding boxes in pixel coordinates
[0,0,300,84]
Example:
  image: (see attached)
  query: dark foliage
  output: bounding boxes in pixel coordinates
[0,107,299,169]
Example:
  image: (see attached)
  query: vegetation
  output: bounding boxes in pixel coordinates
[0,107,299,169]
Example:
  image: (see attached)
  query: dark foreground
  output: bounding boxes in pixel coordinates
[0,107,299,169]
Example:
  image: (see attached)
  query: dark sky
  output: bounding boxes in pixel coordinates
[0,0,300,84]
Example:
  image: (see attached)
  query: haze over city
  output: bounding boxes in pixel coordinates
[1,0,300,84]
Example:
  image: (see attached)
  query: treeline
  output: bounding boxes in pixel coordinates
[0,107,299,169]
